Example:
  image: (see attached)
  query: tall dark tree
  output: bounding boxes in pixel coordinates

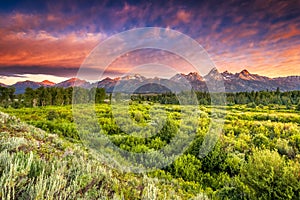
[24,88,35,107]
[296,101,300,111]
[95,88,106,103]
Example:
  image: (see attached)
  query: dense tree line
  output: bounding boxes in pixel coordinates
[225,89,300,107]
[132,90,300,109]
[1,85,300,109]
[0,86,106,108]
[0,86,15,107]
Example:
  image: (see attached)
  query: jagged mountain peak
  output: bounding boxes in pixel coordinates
[221,70,234,80]
[55,78,90,88]
[170,72,203,82]
[65,77,82,82]
[14,80,34,84]
[205,68,224,81]
[40,80,55,86]
[235,69,269,81]
[187,72,199,76]
[101,77,113,81]
[5,69,300,94]
[121,74,146,81]
[207,67,219,74]
[12,80,45,94]
[187,72,202,77]
[240,69,250,75]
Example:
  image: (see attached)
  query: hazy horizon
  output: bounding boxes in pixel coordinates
[1,68,300,85]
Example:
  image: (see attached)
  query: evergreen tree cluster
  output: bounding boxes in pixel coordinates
[132,90,300,108]
[0,86,106,108]
[1,85,300,109]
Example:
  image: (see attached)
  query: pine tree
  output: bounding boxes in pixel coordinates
[296,101,300,111]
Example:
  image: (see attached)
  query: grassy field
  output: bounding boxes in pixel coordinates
[1,103,300,199]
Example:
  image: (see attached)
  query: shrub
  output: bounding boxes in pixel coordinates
[47,110,59,121]
[239,149,300,199]
[247,102,256,108]
[296,102,300,111]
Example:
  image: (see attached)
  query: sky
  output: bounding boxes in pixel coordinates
[0,0,300,84]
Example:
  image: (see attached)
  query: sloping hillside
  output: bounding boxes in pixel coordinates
[0,112,205,200]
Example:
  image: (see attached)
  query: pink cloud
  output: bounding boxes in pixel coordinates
[0,0,300,79]
[0,29,106,69]
[176,10,191,23]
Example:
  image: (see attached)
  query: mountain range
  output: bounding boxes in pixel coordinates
[2,69,300,94]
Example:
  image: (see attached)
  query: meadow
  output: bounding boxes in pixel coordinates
[1,101,300,199]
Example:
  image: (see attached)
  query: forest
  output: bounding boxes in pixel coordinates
[1,86,300,109]
[0,85,300,199]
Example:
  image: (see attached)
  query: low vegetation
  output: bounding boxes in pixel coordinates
[1,86,300,199]
[0,111,211,199]
[1,101,300,199]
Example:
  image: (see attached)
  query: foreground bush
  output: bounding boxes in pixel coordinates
[0,112,205,199]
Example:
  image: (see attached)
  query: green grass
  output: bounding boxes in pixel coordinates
[1,104,300,199]
[0,111,208,199]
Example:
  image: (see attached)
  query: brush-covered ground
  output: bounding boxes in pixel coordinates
[0,111,208,200]
[1,103,300,199]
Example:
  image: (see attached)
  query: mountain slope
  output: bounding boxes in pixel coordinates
[12,80,58,94]
[191,69,300,92]
[94,77,119,93]
[12,80,44,94]
[6,70,300,93]
[40,80,55,86]
[55,78,91,88]
[171,72,207,91]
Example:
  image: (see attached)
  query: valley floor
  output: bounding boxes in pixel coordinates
[0,104,300,199]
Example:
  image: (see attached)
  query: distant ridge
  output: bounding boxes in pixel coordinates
[12,80,54,94]
[41,80,55,86]
[54,78,90,88]
[3,69,300,94]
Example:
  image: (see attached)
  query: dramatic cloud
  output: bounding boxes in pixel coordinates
[0,0,299,84]
[0,29,106,70]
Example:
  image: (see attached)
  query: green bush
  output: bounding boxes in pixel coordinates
[296,102,300,111]
[239,149,300,199]
[46,110,59,121]
[2,102,300,199]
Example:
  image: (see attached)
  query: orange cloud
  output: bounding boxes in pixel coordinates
[0,30,105,69]
[0,0,300,80]
[105,49,196,77]
[176,10,191,23]
[264,23,300,43]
